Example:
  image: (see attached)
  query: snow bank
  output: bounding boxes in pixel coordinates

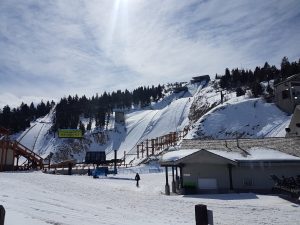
[0,171,299,225]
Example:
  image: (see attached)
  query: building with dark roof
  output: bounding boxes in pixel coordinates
[191,75,210,84]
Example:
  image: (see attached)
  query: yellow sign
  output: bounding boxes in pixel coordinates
[58,129,83,138]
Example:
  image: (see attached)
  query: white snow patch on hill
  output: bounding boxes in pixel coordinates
[186,97,291,139]
[17,108,56,158]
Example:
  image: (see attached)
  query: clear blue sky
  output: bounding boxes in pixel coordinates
[0,0,300,108]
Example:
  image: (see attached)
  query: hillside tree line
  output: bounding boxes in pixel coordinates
[54,85,164,132]
[0,101,54,133]
[218,57,300,97]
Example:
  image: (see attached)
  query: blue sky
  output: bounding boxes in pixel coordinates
[0,0,300,108]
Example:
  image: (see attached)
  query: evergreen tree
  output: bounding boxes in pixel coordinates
[236,87,245,97]
[251,81,263,97]
[79,121,85,135]
[281,56,291,79]
[86,119,92,131]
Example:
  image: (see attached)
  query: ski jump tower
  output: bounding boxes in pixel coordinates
[114,109,125,124]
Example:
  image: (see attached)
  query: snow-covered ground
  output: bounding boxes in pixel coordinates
[0,171,299,225]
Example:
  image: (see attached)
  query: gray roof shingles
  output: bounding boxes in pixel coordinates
[181,137,300,157]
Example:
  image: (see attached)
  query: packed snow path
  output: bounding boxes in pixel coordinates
[0,172,299,225]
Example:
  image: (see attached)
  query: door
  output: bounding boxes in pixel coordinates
[198,178,217,190]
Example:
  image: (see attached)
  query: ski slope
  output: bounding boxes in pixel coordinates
[14,81,292,163]
[105,82,206,160]
[17,108,55,158]
[105,95,193,160]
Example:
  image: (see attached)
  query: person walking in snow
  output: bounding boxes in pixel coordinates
[135,173,140,187]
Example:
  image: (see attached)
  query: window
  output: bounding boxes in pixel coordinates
[243,178,253,187]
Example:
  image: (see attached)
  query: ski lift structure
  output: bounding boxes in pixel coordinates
[85,150,122,177]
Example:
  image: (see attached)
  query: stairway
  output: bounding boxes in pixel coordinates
[12,141,44,169]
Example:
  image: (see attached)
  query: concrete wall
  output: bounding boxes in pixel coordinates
[274,80,300,114]
[274,82,294,113]
[286,106,300,137]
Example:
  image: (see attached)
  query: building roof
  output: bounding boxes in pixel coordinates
[180,137,300,157]
[208,147,300,161]
[160,148,237,166]
[160,137,300,166]
[192,75,210,80]
[160,146,300,166]
[274,73,300,87]
[161,149,199,162]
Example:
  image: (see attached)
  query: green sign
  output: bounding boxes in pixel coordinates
[58,129,83,138]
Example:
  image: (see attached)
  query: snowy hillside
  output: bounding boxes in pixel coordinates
[186,97,291,139]
[93,81,207,161]
[15,80,291,163]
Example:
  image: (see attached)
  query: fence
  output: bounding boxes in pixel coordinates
[121,127,190,166]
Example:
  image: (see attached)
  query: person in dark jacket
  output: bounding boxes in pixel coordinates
[135,173,140,187]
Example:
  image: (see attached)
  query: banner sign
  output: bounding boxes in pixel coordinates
[58,129,82,138]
